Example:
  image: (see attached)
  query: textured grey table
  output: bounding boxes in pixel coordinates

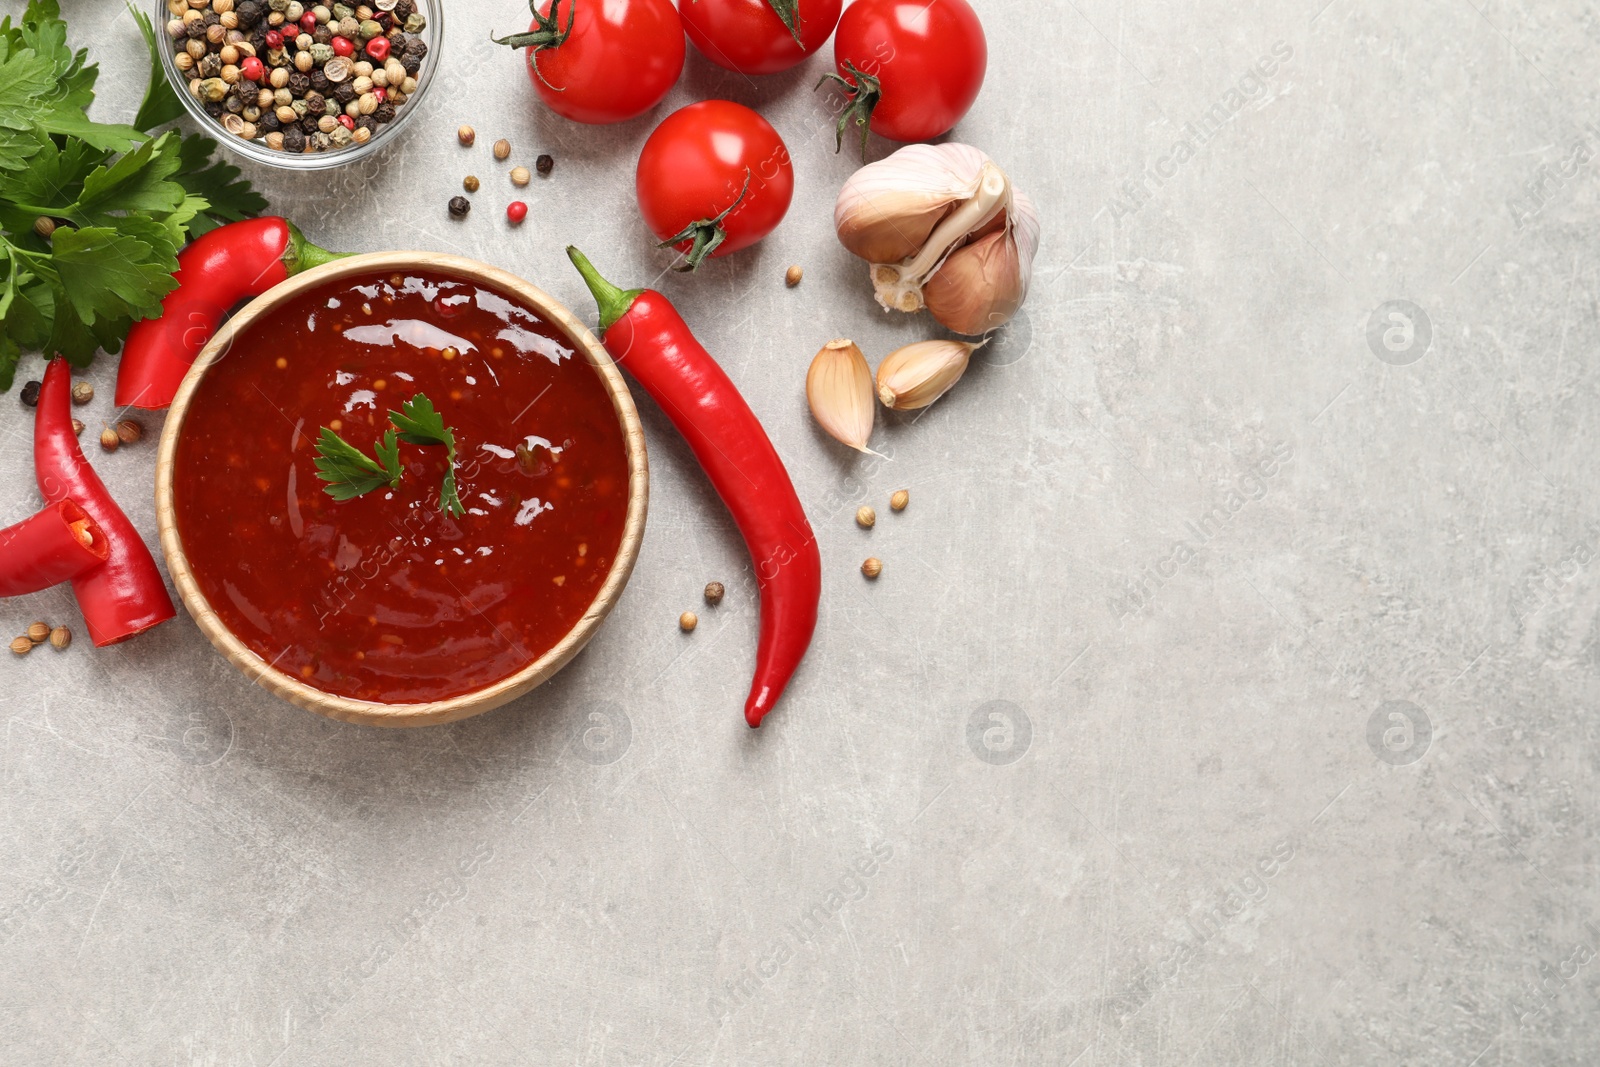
[4,1,1599,1063]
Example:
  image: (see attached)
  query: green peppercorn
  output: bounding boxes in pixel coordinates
[462,175,479,192]
[403,12,424,32]
[359,18,381,37]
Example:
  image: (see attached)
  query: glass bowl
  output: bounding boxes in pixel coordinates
[152,0,442,171]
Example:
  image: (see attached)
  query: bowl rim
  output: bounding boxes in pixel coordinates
[154,251,650,728]
[151,0,442,172]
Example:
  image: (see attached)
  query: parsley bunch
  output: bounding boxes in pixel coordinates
[0,1,266,390]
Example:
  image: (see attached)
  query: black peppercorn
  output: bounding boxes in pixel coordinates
[448,196,470,219]
[374,102,396,123]
[19,380,41,407]
[237,0,262,26]
[304,90,325,113]
[401,52,420,75]
[261,112,281,131]
[313,26,333,44]
[536,153,554,176]
[355,114,377,132]
[204,101,226,118]
[282,126,307,152]
[288,72,310,96]
[224,94,245,113]
[394,0,415,18]
[309,70,330,93]
[186,19,206,40]
[334,82,356,104]
[300,115,320,135]
[404,37,426,57]
[202,9,220,26]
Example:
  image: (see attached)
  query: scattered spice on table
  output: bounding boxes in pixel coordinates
[680,611,699,633]
[449,195,470,218]
[115,419,144,446]
[457,123,475,146]
[50,626,72,651]
[856,505,876,529]
[537,153,554,176]
[98,426,121,452]
[786,265,803,287]
[26,622,50,644]
[704,581,725,606]
[493,138,511,160]
[70,381,93,405]
[511,166,531,187]
[20,382,41,407]
[891,489,909,511]
[9,637,30,656]
[569,247,821,729]
[862,557,882,579]
[463,175,480,192]
[507,201,528,225]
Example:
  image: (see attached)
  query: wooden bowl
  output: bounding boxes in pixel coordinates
[155,252,648,728]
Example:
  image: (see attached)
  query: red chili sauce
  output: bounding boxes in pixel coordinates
[173,270,631,703]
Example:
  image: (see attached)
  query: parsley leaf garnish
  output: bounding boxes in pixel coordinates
[313,394,466,519]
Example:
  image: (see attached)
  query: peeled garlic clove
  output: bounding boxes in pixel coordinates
[835,144,995,264]
[875,339,984,411]
[807,339,879,453]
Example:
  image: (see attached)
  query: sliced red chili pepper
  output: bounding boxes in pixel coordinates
[568,247,822,728]
[0,500,108,598]
[115,217,346,411]
[36,359,176,646]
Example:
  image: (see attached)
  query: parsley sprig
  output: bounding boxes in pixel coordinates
[314,394,465,519]
[0,2,267,390]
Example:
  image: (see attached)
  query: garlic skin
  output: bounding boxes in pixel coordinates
[806,339,879,453]
[875,339,985,411]
[835,144,1038,336]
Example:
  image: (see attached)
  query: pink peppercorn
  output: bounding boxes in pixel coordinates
[265,29,282,49]
[506,201,528,224]
[331,35,354,56]
[365,36,391,63]
[241,56,264,81]
[337,114,355,130]
[299,12,317,33]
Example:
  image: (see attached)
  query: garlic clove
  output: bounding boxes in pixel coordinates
[923,231,1026,336]
[875,339,984,411]
[807,339,879,453]
[835,144,995,264]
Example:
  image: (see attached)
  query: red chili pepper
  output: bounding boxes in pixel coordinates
[568,248,821,728]
[115,217,345,410]
[0,500,108,598]
[36,359,176,646]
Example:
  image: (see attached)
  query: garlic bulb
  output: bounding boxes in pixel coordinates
[806,339,879,453]
[875,339,984,411]
[835,144,1039,336]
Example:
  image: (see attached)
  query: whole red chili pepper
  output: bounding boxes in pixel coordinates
[115,217,346,410]
[568,247,821,728]
[0,500,108,598]
[36,359,176,645]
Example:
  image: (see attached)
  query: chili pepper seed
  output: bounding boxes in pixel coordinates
[679,611,699,633]
[856,505,876,529]
[862,557,883,579]
[49,626,71,651]
[448,195,470,218]
[704,581,725,606]
[507,201,527,225]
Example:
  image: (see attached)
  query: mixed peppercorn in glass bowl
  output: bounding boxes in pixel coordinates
[154,0,440,170]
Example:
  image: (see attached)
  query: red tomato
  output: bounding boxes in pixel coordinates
[496,0,685,125]
[829,0,987,151]
[635,101,794,269]
[680,0,843,76]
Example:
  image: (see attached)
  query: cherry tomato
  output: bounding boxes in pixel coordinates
[828,0,987,153]
[493,0,685,125]
[635,101,794,270]
[680,0,843,76]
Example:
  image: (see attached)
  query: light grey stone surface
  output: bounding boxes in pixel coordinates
[4,0,1600,1063]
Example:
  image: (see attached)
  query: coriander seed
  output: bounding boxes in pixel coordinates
[9,636,31,656]
[69,379,93,405]
[33,216,56,239]
[116,419,144,445]
[492,138,510,160]
[856,505,876,529]
[704,581,725,606]
[861,557,883,579]
[679,611,699,633]
[510,165,530,186]
[890,489,909,512]
[448,195,470,218]
[785,264,803,287]
[26,622,51,644]
[536,153,554,176]
[71,419,84,436]
[462,174,480,192]
[457,124,475,146]
[99,426,120,452]
[48,626,71,651]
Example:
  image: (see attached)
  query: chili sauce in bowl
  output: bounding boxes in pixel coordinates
[162,259,646,722]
